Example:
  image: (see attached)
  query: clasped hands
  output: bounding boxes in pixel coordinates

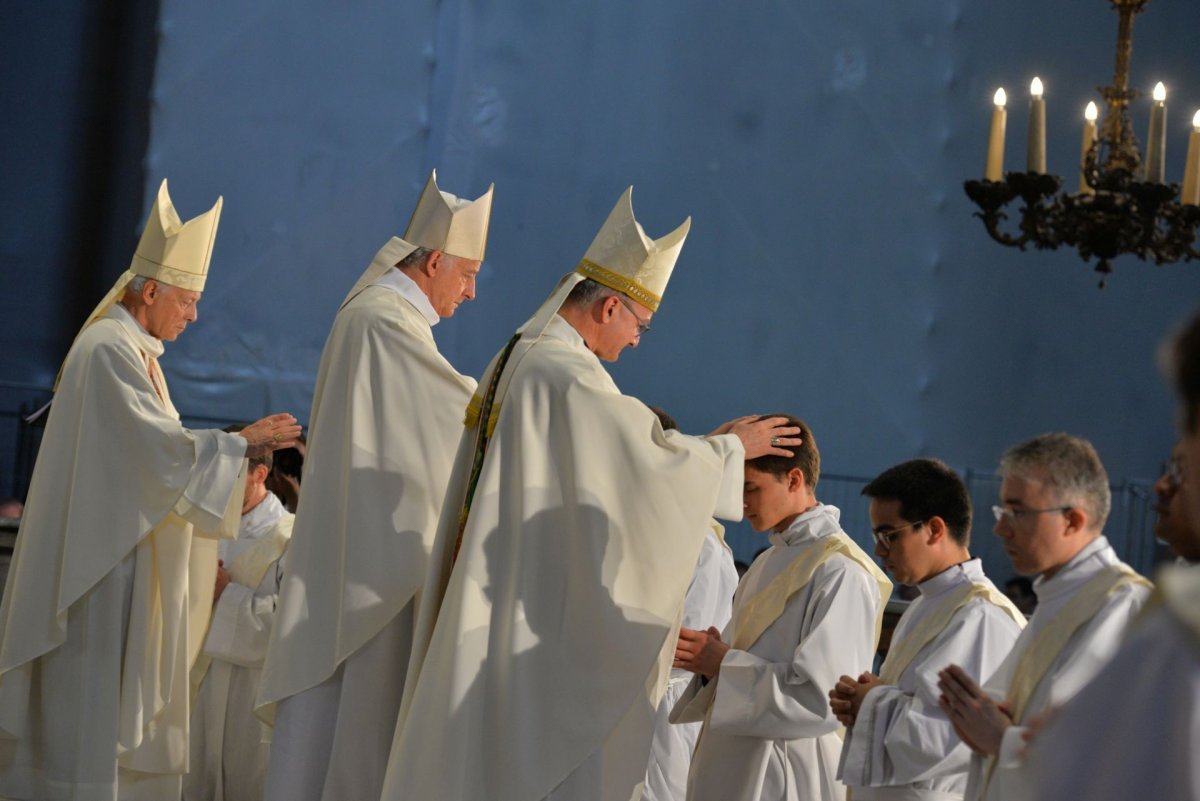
[674,626,730,679]
[828,672,882,727]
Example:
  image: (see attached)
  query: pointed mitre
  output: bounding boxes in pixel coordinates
[340,170,495,308]
[404,170,494,261]
[53,179,223,389]
[574,187,690,312]
[128,179,223,291]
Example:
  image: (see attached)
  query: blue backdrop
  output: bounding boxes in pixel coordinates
[2,0,1198,572]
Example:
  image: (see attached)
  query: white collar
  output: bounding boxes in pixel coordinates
[372,268,440,326]
[769,503,842,547]
[106,303,164,358]
[240,491,286,540]
[917,558,984,599]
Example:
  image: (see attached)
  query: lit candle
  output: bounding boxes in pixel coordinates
[1027,77,1046,173]
[1182,110,1200,205]
[1145,81,1167,183]
[1080,101,1098,194]
[986,88,1007,180]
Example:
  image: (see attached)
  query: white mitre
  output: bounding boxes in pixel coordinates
[52,179,222,389]
[341,169,495,307]
[574,186,690,312]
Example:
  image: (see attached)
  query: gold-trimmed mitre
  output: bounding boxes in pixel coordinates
[404,170,494,261]
[575,187,690,312]
[130,178,223,291]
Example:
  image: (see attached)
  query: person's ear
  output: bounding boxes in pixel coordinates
[788,467,806,492]
[926,515,948,544]
[1063,506,1087,535]
[600,295,619,323]
[423,250,444,277]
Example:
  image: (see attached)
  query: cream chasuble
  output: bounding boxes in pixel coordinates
[381,313,745,801]
[257,257,475,801]
[838,560,1024,801]
[641,525,739,801]
[0,304,246,801]
[962,536,1151,801]
[185,492,292,801]
[670,505,890,801]
[1027,563,1200,801]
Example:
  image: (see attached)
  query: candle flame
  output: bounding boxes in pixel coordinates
[1193,109,1200,129]
[1030,77,1043,97]
[1085,101,1098,122]
[994,88,1007,107]
[1153,82,1166,102]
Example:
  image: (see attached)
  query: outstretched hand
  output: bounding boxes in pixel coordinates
[714,416,803,460]
[239,413,303,460]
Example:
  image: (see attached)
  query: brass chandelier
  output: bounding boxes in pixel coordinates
[964,0,1199,287]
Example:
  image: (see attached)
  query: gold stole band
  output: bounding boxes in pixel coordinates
[979,563,1151,796]
[731,531,893,652]
[879,581,1025,685]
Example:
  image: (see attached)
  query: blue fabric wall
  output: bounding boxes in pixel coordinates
[2,0,1198,568]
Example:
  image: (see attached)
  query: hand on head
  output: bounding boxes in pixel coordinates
[239,413,303,460]
[719,416,803,459]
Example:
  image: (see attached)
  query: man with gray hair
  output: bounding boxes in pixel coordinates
[0,181,301,801]
[936,432,1151,801]
[258,170,493,801]
[1024,309,1200,801]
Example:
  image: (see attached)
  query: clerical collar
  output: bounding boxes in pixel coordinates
[241,491,285,540]
[917,558,984,599]
[547,313,590,351]
[106,303,164,358]
[1033,535,1112,599]
[769,503,842,547]
[372,268,440,326]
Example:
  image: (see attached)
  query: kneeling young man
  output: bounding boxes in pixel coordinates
[672,416,891,801]
[832,459,1025,800]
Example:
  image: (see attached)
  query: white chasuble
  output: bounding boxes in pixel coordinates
[0,304,246,801]
[1027,563,1200,801]
[641,525,739,801]
[670,506,890,801]
[963,536,1151,801]
[381,313,745,801]
[838,560,1025,800]
[185,492,292,801]
[257,267,475,801]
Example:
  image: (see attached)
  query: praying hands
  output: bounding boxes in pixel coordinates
[674,626,730,679]
[937,664,1013,756]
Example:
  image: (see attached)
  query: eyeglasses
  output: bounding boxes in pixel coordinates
[991,505,1072,525]
[616,296,651,336]
[1161,456,1185,491]
[873,520,925,550]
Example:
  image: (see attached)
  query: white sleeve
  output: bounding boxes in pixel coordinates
[203,560,281,667]
[840,602,1023,787]
[707,559,878,740]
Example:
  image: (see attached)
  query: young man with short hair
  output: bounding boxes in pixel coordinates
[832,459,1024,800]
[672,416,891,801]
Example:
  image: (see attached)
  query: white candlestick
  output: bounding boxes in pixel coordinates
[1027,77,1046,174]
[986,88,1007,180]
[1145,82,1167,183]
[1182,110,1200,206]
[1080,101,1098,194]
